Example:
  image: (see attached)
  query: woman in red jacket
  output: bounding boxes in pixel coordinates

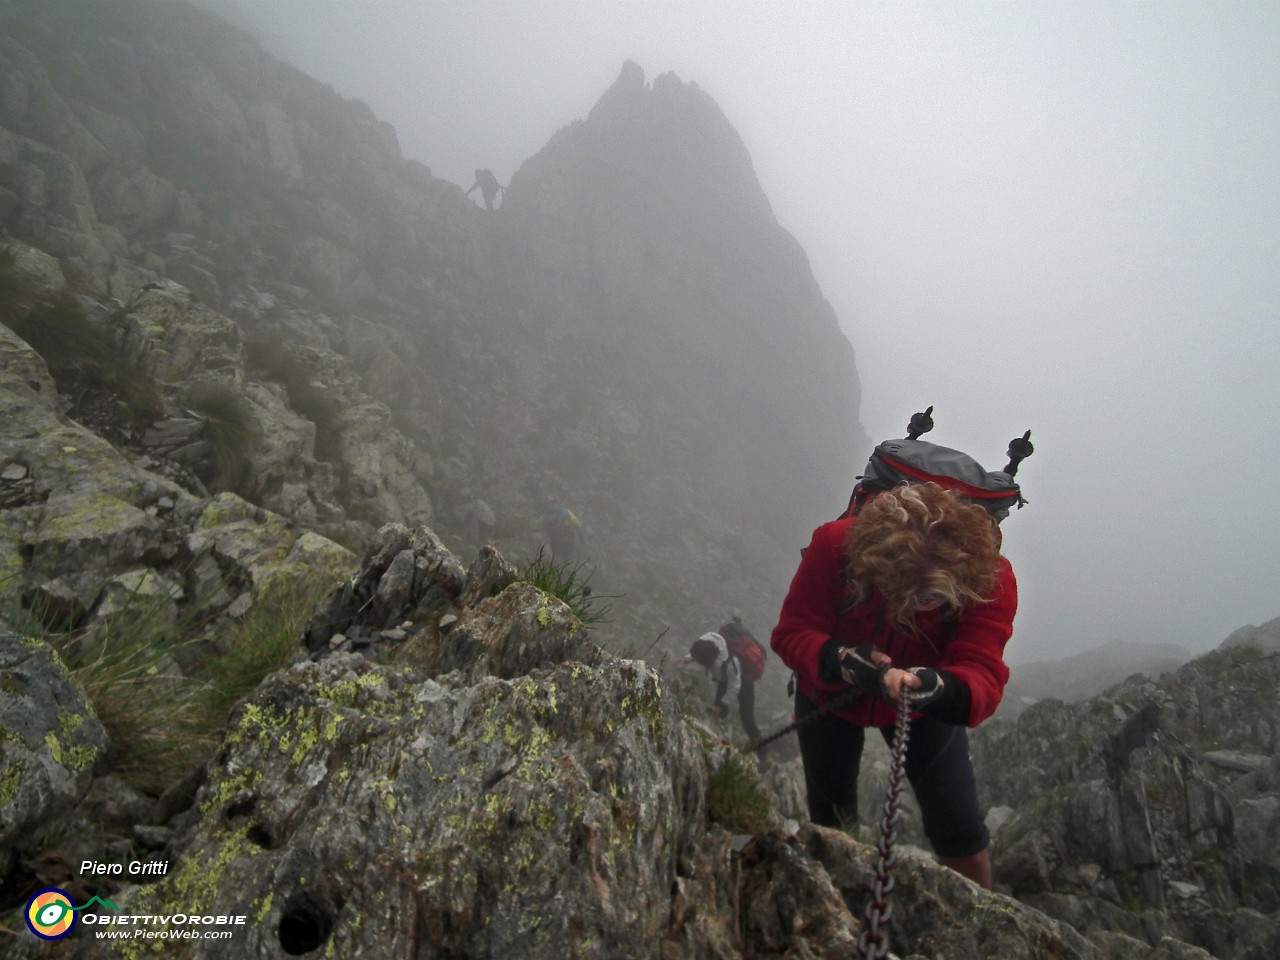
[770,481,1016,889]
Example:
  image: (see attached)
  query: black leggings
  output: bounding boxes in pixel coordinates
[794,690,989,857]
[737,681,761,742]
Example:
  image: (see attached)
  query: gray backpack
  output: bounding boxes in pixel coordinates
[842,407,1033,522]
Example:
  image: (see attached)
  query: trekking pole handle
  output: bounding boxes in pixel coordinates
[1004,430,1033,476]
[906,406,934,440]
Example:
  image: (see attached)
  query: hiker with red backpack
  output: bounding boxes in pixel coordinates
[720,616,768,738]
[674,621,764,743]
[770,410,1032,891]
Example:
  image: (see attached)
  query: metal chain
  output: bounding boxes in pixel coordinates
[745,683,862,753]
[741,670,918,957]
[858,690,914,960]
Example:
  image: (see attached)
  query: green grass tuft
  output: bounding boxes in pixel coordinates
[0,247,27,316]
[705,751,772,835]
[11,574,326,796]
[183,381,260,492]
[14,290,113,367]
[518,552,615,626]
[63,631,214,794]
[0,249,162,425]
[199,584,325,724]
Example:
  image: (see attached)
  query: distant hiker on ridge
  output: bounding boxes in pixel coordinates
[538,497,584,563]
[466,169,504,211]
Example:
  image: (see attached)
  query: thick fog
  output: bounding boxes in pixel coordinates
[216,1,1279,665]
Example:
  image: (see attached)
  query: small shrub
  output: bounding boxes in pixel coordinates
[518,551,615,626]
[183,381,259,491]
[12,290,113,370]
[705,751,771,835]
[0,252,162,427]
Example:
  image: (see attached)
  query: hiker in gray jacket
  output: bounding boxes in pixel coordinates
[674,632,760,741]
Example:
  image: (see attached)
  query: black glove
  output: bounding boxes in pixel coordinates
[837,644,885,695]
[903,667,945,707]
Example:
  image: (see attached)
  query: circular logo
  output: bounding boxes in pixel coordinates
[25,888,78,940]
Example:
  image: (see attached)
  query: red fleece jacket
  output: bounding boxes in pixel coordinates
[770,515,1017,728]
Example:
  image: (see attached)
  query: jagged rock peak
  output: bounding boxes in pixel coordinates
[589,60,715,120]
[589,58,648,115]
[518,59,774,232]
[492,57,865,636]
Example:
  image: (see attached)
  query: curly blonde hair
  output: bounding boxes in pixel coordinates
[845,482,1001,630]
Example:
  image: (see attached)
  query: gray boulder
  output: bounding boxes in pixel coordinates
[181,491,356,612]
[974,644,1280,959]
[664,823,1207,959]
[112,281,245,392]
[106,600,702,958]
[0,636,109,876]
[305,521,467,655]
[1220,616,1280,654]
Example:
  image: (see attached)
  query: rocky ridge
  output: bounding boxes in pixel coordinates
[1,514,1235,959]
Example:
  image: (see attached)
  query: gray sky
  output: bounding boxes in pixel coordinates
[223,1,1279,664]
